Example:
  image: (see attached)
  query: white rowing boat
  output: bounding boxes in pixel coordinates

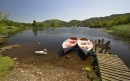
[62,37,78,53]
[77,38,93,56]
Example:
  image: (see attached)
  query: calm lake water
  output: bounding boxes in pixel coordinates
[7,27,130,68]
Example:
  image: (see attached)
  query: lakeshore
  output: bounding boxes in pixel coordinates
[1,42,94,81]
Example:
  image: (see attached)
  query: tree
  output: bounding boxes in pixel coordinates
[39,23,43,27]
[0,12,9,20]
[0,12,9,26]
[51,23,56,27]
[32,20,38,27]
[68,20,81,27]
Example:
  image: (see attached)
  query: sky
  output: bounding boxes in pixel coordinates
[0,0,130,23]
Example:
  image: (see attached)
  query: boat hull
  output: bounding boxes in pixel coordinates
[78,38,93,56]
[63,46,75,53]
[62,37,78,53]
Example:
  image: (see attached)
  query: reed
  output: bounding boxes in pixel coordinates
[110,24,130,38]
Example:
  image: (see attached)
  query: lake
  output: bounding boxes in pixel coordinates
[7,27,130,68]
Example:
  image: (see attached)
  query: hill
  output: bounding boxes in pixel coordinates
[82,13,130,28]
[35,13,130,28]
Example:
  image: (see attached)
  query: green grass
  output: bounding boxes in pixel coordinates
[0,52,14,80]
[109,24,130,38]
[0,26,25,35]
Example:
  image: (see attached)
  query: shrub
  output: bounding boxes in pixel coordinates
[0,55,14,80]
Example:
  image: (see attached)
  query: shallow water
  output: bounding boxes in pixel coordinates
[7,27,130,68]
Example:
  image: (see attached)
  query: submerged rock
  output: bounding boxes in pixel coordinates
[0,44,20,51]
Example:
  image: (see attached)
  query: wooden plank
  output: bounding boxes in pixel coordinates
[101,71,130,80]
[102,76,119,81]
[99,64,129,71]
[102,73,130,81]
[97,54,130,81]
[100,68,130,77]
[100,66,130,74]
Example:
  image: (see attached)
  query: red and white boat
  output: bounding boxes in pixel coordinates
[62,37,78,53]
[77,38,93,56]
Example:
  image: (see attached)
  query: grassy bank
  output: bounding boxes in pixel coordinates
[0,51,14,81]
[106,24,130,38]
[0,26,25,35]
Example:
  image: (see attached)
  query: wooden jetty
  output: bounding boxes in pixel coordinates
[93,39,130,81]
[97,54,130,81]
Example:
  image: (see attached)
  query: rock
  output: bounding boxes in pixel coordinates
[37,72,42,76]
[31,74,35,77]
[13,58,17,60]
[16,62,19,65]
[82,68,85,71]
[43,49,47,51]
[81,76,84,79]
[20,69,24,73]
[38,42,41,44]
[57,74,60,76]
[66,55,69,59]
[13,44,20,47]
[0,46,13,51]
[82,72,86,75]
[0,44,20,51]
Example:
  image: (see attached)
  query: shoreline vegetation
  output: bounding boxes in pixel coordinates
[106,24,130,38]
[0,51,14,81]
[0,26,25,35]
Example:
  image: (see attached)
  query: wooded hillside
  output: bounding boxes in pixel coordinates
[84,13,130,28]
[1,11,130,28]
[33,13,130,28]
